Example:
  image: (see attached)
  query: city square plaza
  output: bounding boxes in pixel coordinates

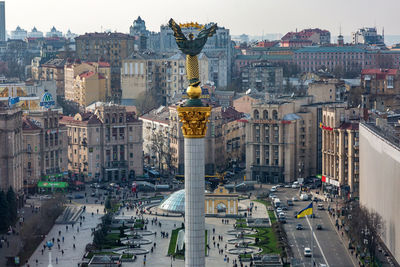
[24,192,268,267]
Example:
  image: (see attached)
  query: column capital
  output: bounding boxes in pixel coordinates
[177,106,211,138]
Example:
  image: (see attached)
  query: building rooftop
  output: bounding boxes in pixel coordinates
[22,117,41,131]
[221,107,243,122]
[139,106,170,125]
[295,46,366,53]
[361,69,399,77]
[41,58,67,68]
[76,32,134,40]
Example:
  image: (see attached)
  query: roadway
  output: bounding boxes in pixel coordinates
[272,187,355,267]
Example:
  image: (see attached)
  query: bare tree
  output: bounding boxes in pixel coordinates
[136,89,160,116]
[149,128,173,176]
[348,203,384,264]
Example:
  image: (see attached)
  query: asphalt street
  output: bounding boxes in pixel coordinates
[272,187,354,267]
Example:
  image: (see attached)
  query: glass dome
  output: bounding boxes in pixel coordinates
[159,189,185,213]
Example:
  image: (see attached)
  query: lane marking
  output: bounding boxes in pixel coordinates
[306,215,329,267]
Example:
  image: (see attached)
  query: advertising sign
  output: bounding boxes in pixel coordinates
[39,92,55,109]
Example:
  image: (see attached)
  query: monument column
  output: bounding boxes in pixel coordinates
[169,18,217,267]
[178,102,211,267]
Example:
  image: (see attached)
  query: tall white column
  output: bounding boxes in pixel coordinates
[185,138,205,267]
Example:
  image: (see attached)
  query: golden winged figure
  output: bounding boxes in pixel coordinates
[169,18,217,56]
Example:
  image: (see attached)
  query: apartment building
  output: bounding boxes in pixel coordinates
[307,79,347,103]
[361,68,400,111]
[222,107,247,166]
[22,110,68,188]
[321,105,361,196]
[61,103,143,182]
[68,71,107,107]
[0,104,23,196]
[121,51,208,105]
[281,28,331,47]
[75,32,135,100]
[241,62,283,93]
[38,58,67,97]
[246,97,315,183]
[64,60,111,103]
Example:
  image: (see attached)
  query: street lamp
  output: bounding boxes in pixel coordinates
[46,241,54,267]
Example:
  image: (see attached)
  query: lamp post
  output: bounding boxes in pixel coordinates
[46,241,54,267]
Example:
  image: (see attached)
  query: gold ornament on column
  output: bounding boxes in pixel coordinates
[177,106,211,138]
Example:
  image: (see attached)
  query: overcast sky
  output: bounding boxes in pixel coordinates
[4,0,400,37]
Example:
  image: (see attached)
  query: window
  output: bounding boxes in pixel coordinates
[129,127,133,132]
[253,110,259,119]
[130,153,133,158]
[388,75,394,88]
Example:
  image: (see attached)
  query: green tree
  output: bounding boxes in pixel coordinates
[105,197,112,210]
[0,191,10,231]
[92,229,105,249]
[6,187,17,224]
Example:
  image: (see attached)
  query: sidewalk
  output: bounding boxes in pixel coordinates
[0,201,42,266]
[24,203,104,267]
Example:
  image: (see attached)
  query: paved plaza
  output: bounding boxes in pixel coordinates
[22,195,268,267]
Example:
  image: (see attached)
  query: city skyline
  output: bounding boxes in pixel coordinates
[4,0,400,37]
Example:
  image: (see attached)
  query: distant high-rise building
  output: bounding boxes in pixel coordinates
[28,27,43,38]
[0,1,5,42]
[352,27,385,46]
[10,26,27,40]
[46,26,63,38]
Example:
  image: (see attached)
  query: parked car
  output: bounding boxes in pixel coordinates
[292,197,298,202]
[270,186,277,192]
[276,208,283,213]
[74,194,84,199]
[316,224,322,230]
[278,217,286,224]
[287,200,294,206]
[304,247,312,257]
[318,203,325,210]
[296,223,303,230]
[281,205,288,210]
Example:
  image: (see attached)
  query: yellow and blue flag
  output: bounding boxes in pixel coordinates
[296,202,313,219]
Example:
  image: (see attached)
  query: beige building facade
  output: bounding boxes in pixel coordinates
[70,71,107,107]
[22,110,68,188]
[359,122,400,264]
[321,106,361,196]
[246,97,316,183]
[61,103,143,182]
[0,104,24,196]
[64,61,111,103]
[307,79,347,103]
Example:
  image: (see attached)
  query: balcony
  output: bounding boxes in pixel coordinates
[105,160,128,168]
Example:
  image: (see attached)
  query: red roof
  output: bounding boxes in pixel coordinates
[79,71,95,79]
[362,69,399,76]
[22,117,41,131]
[97,61,110,67]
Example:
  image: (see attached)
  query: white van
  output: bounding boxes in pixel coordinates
[292,181,300,188]
[300,193,309,201]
